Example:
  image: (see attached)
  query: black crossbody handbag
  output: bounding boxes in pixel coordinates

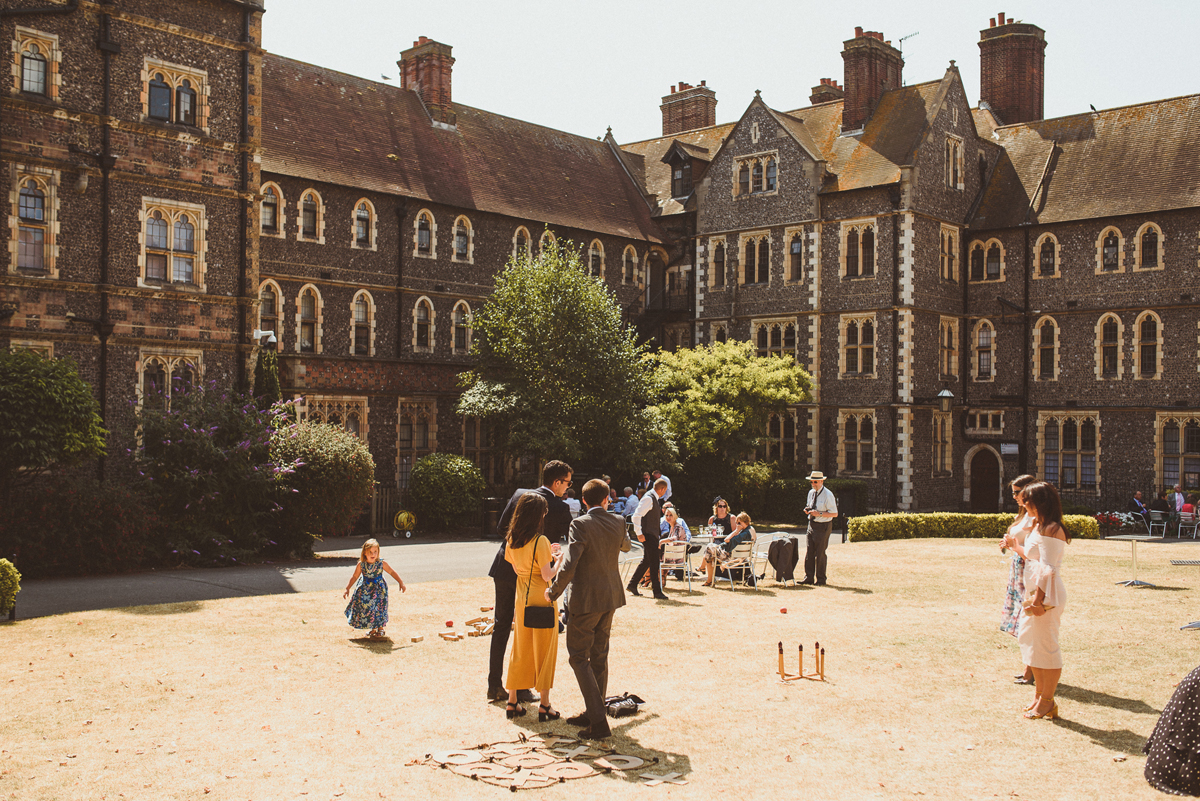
[522,535,556,629]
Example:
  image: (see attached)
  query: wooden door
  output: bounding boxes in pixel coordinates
[970,450,1000,513]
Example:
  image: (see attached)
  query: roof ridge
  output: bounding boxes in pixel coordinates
[994,92,1200,130]
[619,121,736,148]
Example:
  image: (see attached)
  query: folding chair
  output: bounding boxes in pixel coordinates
[715,539,758,591]
[660,540,690,591]
[756,532,798,587]
[1148,510,1168,538]
[1178,511,1199,540]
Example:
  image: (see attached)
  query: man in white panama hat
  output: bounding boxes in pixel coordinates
[801,471,838,586]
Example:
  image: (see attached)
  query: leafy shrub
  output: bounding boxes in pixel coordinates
[269,421,375,554]
[407,453,485,530]
[134,385,297,567]
[0,350,106,500]
[0,478,158,578]
[1062,501,1096,516]
[734,461,776,518]
[0,558,21,614]
[763,478,808,524]
[848,512,1100,542]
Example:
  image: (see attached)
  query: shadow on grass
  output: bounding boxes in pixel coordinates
[505,711,693,785]
[348,636,411,654]
[1144,586,1192,592]
[653,596,703,607]
[120,600,205,615]
[1056,683,1160,715]
[1053,717,1148,755]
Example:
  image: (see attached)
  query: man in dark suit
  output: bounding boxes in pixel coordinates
[547,478,631,740]
[486,460,573,703]
[626,477,669,599]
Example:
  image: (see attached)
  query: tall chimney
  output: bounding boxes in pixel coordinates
[399,37,455,119]
[978,14,1046,125]
[840,27,904,131]
[660,80,718,136]
[810,78,844,105]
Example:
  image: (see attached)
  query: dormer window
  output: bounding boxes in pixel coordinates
[672,160,692,198]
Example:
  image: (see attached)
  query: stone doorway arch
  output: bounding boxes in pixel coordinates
[964,444,1003,513]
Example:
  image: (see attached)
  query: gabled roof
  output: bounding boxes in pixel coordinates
[620,123,735,215]
[621,76,953,203]
[971,94,1200,229]
[260,54,664,243]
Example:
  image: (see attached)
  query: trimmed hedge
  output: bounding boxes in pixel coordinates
[407,453,486,530]
[848,512,1100,542]
[0,558,20,614]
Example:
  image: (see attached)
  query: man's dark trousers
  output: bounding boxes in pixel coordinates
[566,609,615,732]
[803,519,833,584]
[628,531,662,594]
[487,560,517,691]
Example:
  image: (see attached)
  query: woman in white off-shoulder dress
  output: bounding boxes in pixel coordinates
[1010,480,1069,720]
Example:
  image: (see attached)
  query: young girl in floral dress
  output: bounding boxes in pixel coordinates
[1001,475,1036,684]
[344,538,406,639]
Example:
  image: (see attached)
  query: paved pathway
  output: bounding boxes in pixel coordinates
[15,536,500,620]
[14,529,847,620]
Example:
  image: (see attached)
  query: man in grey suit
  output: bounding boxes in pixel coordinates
[546,478,631,740]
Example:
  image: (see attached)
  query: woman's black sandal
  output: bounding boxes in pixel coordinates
[538,705,561,722]
[506,703,526,720]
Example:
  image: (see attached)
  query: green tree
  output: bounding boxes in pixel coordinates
[650,340,812,458]
[252,347,283,410]
[649,340,812,512]
[0,350,106,501]
[457,238,673,472]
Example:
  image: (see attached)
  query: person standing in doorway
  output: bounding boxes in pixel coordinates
[800,471,838,586]
[486,460,573,703]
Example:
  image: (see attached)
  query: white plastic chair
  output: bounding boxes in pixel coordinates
[1148,510,1168,538]
[619,534,644,585]
[1178,511,1199,540]
[660,540,690,591]
[755,532,798,586]
[715,539,758,591]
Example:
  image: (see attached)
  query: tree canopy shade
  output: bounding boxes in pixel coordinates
[457,239,673,472]
[0,350,106,498]
[649,340,812,460]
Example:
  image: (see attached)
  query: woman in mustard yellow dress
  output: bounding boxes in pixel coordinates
[504,492,562,721]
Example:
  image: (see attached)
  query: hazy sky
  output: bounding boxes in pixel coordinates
[264,0,1199,144]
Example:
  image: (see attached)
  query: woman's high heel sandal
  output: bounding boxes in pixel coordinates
[1023,701,1059,720]
[506,703,526,720]
[538,705,561,722]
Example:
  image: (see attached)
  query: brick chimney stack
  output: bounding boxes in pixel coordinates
[810,78,844,105]
[979,12,1046,125]
[840,27,904,132]
[399,36,454,110]
[660,80,718,136]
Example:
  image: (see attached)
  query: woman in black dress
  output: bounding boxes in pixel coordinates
[1144,662,1200,796]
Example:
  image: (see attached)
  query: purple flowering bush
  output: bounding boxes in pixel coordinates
[268,421,375,555]
[134,383,300,567]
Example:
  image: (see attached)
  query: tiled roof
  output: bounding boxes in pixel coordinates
[620,123,735,215]
[972,94,1200,229]
[261,54,665,243]
[621,79,947,204]
[791,80,944,193]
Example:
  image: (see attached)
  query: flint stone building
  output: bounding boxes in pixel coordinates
[4,3,1198,515]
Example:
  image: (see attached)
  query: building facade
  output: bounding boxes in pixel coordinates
[4,5,1199,515]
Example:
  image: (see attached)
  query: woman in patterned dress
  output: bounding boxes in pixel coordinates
[1000,474,1036,685]
[344,538,406,639]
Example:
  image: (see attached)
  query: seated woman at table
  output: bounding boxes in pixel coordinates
[1150,490,1173,515]
[699,512,755,587]
[707,497,734,541]
[659,506,692,583]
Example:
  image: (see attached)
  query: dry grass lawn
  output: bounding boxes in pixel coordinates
[2,537,1199,800]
